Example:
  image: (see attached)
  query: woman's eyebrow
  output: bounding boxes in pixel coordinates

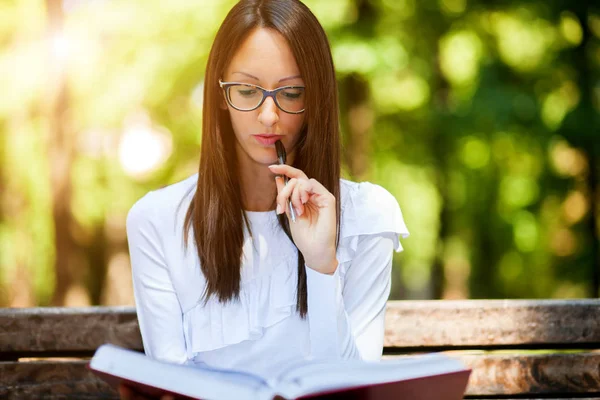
[232,71,302,83]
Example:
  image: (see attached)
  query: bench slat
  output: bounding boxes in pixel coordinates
[390,352,600,396]
[3,353,600,398]
[1,300,599,354]
[0,307,142,355]
[463,352,600,396]
[384,299,600,349]
[392,352,600,397]
[0,361,117,399]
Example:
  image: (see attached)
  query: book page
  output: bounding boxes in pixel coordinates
[273,354,466,399]
[91,344,274,399]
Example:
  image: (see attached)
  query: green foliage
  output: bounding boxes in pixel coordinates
[0,0,598,305]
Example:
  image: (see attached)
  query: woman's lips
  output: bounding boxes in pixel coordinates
[253,135,283,146]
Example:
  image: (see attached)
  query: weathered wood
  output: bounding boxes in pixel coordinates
[3,300,600,354]
[392,352,600,395]
[3,353,600,398]
[2,301,600,398]
[384,299,600,349]
[0,361,117,399]
[0,307,141,355]
[464,352,600,396]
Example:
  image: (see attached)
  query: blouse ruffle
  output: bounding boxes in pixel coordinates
[182,254,298,357]
[179,179,408,359]
[336,181,409,267]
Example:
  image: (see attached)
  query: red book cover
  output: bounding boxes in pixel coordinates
[88,344,471,400]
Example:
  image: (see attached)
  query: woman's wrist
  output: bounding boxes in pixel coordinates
[305,254,338,275]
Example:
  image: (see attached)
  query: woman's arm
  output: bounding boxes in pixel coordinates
[268,164,405,361]
[127,193,188,364]
[306,233,394,360]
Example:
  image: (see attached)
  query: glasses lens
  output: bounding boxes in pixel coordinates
[226,84,306,113]
[228,85,263,110]
[276,87,305,113]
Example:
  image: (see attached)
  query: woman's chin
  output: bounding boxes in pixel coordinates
[255,155,279,166]
[250,146,278,166]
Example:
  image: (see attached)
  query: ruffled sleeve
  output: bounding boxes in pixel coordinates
[337,181,409,262]
[306,180,409,361]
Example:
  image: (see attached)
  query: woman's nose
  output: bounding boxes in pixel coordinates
[258,96,279,126]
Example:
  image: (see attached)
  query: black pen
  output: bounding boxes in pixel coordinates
[275,140,296,223]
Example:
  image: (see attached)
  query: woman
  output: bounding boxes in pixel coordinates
[121,0,408,398]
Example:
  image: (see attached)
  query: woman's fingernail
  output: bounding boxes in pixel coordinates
[276,204,282,214]
[296,207,302,217]
[268,164,278,169]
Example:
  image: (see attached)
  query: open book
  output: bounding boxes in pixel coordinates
[89,344,471,400]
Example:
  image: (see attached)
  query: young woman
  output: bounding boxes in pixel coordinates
[120,0,408,398]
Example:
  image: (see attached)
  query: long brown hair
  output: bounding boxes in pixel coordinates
[184,0,341,318]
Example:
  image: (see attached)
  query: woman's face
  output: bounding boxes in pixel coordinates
[222,28,306,167]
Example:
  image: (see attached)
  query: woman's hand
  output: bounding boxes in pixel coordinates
[118,383,174,400]
[268,164,338,275]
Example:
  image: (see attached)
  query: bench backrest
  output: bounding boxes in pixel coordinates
[1,299,599,399]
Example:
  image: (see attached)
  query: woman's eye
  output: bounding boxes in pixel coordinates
[237,89,257,96]
[281,90,302,100]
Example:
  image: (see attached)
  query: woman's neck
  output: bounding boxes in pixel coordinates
[238,164,277,212]
[236,145,295,212]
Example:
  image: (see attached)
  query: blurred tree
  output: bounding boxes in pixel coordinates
[45,0,77,305]
[1,0,598,306]
[338,0,377,180]
[555,0,599,296]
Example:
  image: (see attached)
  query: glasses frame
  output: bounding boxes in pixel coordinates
[219,80,306,114]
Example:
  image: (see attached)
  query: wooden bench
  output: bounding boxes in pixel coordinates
[1,299,599,399]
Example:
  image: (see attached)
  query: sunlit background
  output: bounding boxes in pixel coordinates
[1,0,599,307]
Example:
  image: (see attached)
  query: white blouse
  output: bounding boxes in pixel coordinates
[126,174,409,378]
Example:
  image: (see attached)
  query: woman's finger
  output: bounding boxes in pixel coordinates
[275,175,285,195]
[268,164,308,180]
[276,178,298,215]
[274,176,289,215]
[291,178,311,215]
[119,383,165,400]
[305,178,335,208]
[118,384,132,400]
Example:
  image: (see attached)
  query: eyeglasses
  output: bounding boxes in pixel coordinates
[219,80,305,114]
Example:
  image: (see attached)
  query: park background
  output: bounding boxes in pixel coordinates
[1,0,598,307]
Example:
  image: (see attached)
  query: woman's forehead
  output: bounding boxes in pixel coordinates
[225,28,302,84]
[230,71,302,84]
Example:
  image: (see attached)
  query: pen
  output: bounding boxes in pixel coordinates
[275,140,296,223]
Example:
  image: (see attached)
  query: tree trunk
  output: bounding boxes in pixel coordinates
[45,0,76,306]
[342,74,372,180]
[566,0,599,297]
[589,149,600,297]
